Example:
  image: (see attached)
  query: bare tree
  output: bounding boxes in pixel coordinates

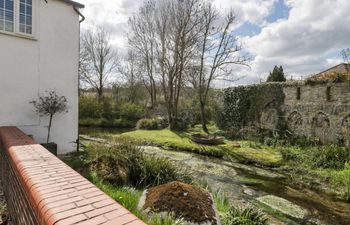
[197,4,248,133]
[155,0,202,129]
[341,48,350,64]
[80,26,118,100]
[118,50,141,104]
[128,2,158,108]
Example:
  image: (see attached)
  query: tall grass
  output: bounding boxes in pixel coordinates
[222,205,268,225]
[85,138,192,188]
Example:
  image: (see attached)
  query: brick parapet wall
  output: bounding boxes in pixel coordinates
[0,126,147,225]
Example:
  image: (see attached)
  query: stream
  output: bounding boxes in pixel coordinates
[79,127,350,225]
[141,146,350,225]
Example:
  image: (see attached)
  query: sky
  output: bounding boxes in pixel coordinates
[78,0,350,86]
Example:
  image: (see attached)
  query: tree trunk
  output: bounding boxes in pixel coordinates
[200,100,209,134]
[47,114,53,143]
[97,88,103,101]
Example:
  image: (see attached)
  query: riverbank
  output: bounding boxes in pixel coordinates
[74,134,350,225]
[77,127,350,224]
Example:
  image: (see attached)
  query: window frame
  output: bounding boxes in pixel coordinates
[0,0,36,39]
[296,87,301,100]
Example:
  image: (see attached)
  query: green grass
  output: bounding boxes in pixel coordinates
[230,141,283,167]
[279,144,350,201]
[63,155,184,225]
[89,173,184,225]
[120,129,282,167]
[121,129,226,157]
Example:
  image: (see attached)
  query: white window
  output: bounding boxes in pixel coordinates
[0,0,14,32]
[19,0,32,34]
[0,0,34,36]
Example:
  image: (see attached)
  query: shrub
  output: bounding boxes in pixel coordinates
[118,103,146,122]
[100,97,116,121]
[280,147,300,162]
[332,165,350,201]
[79,96,146,128]
[137,118,168,130]
[222,205,268,225]
[218,83,285,131]
[86,140,192,188]
[79,95,102,119]
[309,145,350,170]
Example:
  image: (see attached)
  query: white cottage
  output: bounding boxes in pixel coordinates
[0,0,84,154]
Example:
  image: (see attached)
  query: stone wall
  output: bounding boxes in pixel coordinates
[260,82,350,143]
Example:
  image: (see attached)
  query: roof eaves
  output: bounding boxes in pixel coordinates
[61,0,84,8]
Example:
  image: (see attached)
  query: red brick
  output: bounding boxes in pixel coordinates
[0,127,146,225]
[85,204,122,218]
[103,214,137,225]
[47,205,94,224]
[75,215,107,225]
[55,214,88,225]
[104,209,130,220]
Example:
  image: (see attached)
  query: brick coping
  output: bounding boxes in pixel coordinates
[0,126,147,225]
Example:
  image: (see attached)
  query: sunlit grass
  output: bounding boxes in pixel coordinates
[120,129,282,166]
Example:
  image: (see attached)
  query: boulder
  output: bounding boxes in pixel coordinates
[257,195,307,220]
[139,181,220,224]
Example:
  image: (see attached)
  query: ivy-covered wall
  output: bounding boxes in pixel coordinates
[219,81,350,144]
[219,83,285,131]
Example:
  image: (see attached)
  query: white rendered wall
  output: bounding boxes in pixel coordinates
[0,0,80,154]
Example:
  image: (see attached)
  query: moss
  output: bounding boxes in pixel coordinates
[256,195,306,221]
[120,130,282,167]
[229,141,283,167]
[121,129,225,157]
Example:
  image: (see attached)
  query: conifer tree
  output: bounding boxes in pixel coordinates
[266,65,286,82]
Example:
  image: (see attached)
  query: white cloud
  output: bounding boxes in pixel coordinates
[79,0,143,49]
[212,0,277,25]
[77,0,350,86]
[244,0,350,82]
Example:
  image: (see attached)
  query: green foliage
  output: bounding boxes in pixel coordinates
[121,129,225,157]
[331,165,350,200]
[281,145,350,170]
[86,140,192,188]
[136,118,168,130]
[118,102,146,122]
[266,65,286,82]
[88,173,185,225]
[231,141,283,167]
[309,145,350,170]
[218,83,285,134]
[120,129,282,166]
[79,96,146,128]
[79,95,103,119]
[222,205,268,225]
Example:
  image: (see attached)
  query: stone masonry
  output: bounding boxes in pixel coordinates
[260,82,350,143]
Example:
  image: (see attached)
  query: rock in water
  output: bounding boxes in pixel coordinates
[140,181,220,224]
[257,195,307,220]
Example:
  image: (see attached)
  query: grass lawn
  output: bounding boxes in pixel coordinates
[120,129,282,167]
[121,129,226,157]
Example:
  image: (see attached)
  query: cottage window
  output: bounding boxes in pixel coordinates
[326,86,331,101]
[0,0,14,32]
[19,0,32,34]
[296,87,301,100]
[0,0,34,36]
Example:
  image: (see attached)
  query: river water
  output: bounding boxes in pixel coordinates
[79,127,350,225]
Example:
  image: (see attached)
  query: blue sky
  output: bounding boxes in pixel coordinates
[236,0,289,37]
[79,0,350,86]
